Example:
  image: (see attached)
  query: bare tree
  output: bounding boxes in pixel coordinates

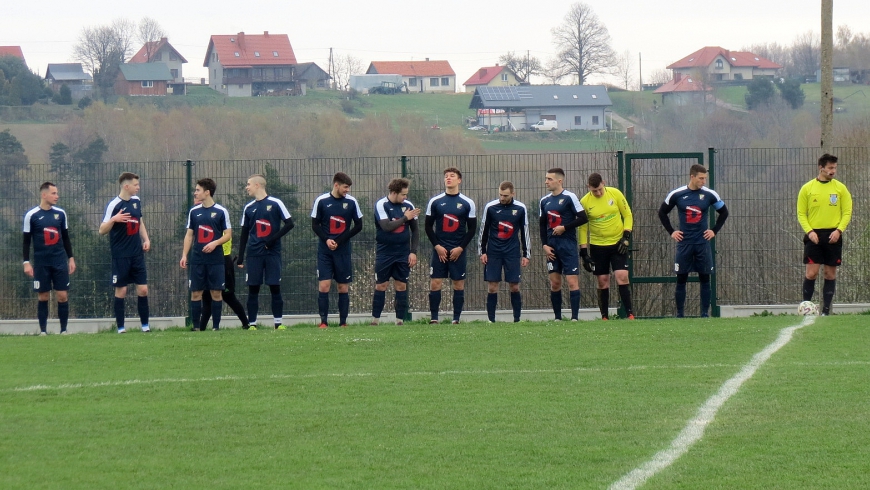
[497,51,542,83]
[647,68,672,85]
[73,19,136,99]
[542,57,569,85]
[612,50,634,90]
[791,31,820,79]
[836,25,853,48]
[743,42,792,77]
[551,2,616,85]
[332,54,363,91]
[137,17,166,62]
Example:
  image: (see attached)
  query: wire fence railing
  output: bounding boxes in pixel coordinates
[2,148,868,320]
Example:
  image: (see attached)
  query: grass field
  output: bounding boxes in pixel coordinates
[2,315,868,489]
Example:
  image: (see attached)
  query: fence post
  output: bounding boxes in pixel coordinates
[184,159,194,328]
[708,148,719,318]
[400,155,413,321]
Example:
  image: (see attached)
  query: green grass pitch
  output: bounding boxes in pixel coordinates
[1,315,868,489]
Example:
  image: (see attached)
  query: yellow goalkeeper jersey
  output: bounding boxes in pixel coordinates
[578,187,633,246]
[797,178,852,233]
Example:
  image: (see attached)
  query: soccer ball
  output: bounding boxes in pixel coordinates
[797,301,819,316]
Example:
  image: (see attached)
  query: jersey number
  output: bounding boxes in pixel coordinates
[497,221,514,239]
[43,227,60,246]
[255,219,272,238]
[442,214,460,233]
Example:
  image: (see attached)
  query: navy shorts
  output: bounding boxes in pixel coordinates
[484,255,522,283]
[674,241,714,274]
[33,263,70,293]
[245,254,282,285]
[189,262,226,291]
[112,254,148,287]
[546,240,579,276]
[803,229,843,267]
[430,248,467,280]
[318,251,353,283]
[589,244,628,275]
[375,255,410,284]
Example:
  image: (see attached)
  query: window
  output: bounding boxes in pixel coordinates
[170,52,178,61]
[274,68,283,78]
[254,68,263,78]
[170,69,178,79]
[574,116,582,125]
[141,80,154,88]
[501,73,508,82]
[234,52,240,57]
[715,59,723,69]
[409,77,417,86]
[441,77,449,86]
[254,51,260,57]
[273,51,278,57]
[592,116,599,125]
[154,53,162,61]
[430,78,440,86]
[212,53,216,62]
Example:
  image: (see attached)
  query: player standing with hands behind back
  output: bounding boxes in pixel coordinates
[797,153,852,315]
[658,164,728,318]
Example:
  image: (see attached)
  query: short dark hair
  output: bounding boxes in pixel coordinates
[197,178,217,197]
[499,181,514,193]
[818,153,838,167]
[388,178,410,194]
[690,164,707,177]
[119,172,139,184]
[443,167,462,179]
[333,172,353,186]
[587,173,603,188]
[547,168,565,178]
[39,182,56,193]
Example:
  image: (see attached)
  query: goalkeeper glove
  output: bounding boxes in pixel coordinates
[579,247,594,273]
[617,230,631,255]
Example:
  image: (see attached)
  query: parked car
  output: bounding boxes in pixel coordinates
[467,125,487,131]
[530,120,558,131]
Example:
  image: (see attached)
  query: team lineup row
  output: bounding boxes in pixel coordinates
[22,154,851,334]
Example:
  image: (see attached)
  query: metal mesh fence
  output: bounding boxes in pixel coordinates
[2,148,868,320]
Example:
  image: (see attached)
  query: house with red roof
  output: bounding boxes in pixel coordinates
[667,46,781,83]
[0,46,26,65]
[463,65,520,90]
[130,37,187,94]
[653,73,713,105]
[366,59,455,93]
[203,31,297,97]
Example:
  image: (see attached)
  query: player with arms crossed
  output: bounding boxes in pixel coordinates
[578,173,635,320]
[540,168,587,321]
[425,167,477,324]
[371,178,420,325]
[237,174,295,330]
[23,182,76,335]
[478,181,530,323]
[658,164,729,318]
[312,172,364,327]
[99,172,151,333]
[797,153,852,315]
[180,178,232,331]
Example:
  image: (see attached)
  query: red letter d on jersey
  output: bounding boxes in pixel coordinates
[198,225,215,243]
[443,214,460,233]
[329,216,347,234]
[44,227,60,245]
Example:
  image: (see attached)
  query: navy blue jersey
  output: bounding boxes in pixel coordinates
[539,190,584,244]
[662,186,725,244]
[478,199,530,259]
[102,196,144,258]
[240,196,292,257]
[311,192,363,254]
[425,192,477,249]
[374,196,416,257]
[187,203,232,265]
[23,206,70,265]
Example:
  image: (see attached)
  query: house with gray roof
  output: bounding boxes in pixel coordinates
[469,85,612,131]
[45,63,93,100]
[114,63,173,96]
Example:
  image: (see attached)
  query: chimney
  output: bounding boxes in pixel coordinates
[264,31,269,37]
[674,72,681,83]
[425,57,429,62]
[479,68,487,77]
[237,32,245,50]
[160,37,167,43]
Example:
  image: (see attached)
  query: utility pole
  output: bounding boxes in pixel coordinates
[638,52,643,91]
[820,0,834,152]
[328,48,335,90]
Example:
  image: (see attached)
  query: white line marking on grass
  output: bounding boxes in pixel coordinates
[608,315,816,490]
[4,363,741,393]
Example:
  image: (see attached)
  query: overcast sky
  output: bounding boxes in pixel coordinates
[4,0,868,90]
